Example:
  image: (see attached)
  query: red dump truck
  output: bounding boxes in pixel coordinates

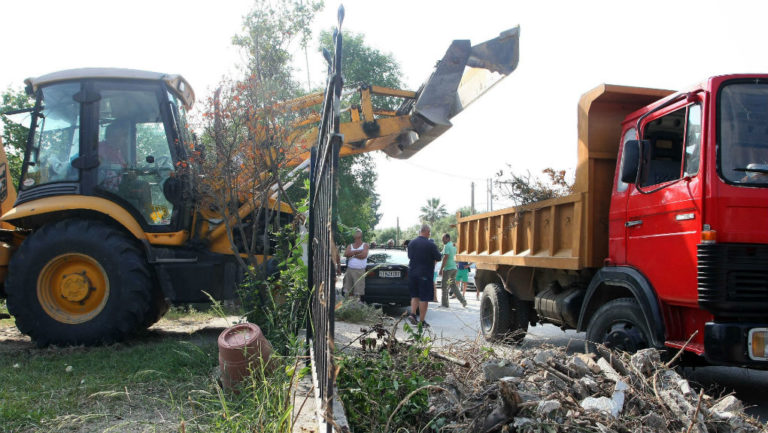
[457,76,768,368]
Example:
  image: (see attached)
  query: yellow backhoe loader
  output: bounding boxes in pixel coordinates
[0,27,519,346]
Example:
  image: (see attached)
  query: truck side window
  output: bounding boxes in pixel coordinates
[684,104,702,177]
[641,107,686,187]
[616,128,637,192]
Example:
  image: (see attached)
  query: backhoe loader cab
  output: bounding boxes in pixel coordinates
[19,69,193,229]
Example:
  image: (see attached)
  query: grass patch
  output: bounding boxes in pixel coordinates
[190,339,311,433]
[335,298,384,324]
[162,304,225,322]
[0,334,218,432]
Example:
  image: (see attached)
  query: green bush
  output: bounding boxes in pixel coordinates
[337,323,444,433]
[239,223,311,356]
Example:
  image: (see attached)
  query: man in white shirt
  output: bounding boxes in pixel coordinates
[343,229,369,300]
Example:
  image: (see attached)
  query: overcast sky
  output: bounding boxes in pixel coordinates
[2,0,768,230]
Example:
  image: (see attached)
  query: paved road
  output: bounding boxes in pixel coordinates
[383,289,768,420]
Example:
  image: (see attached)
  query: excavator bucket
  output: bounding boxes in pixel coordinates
[383,26,520,159]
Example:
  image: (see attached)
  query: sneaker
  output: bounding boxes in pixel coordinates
[462,302,467,308]
[419,320,431,328]
[407,314,418,325]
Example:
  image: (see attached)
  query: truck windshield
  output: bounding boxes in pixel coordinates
[21,83,80,190]
[719,82,768,186]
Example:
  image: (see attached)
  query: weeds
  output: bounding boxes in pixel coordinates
[335,297,384,324]
[240,223,311,356]
[186,337,310,433]
[337,322,444,433]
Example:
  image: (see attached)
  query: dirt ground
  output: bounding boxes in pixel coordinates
[0,315,236,353]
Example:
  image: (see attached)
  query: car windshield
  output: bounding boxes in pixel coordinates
[719,82,768,186]
[366,249,409,266]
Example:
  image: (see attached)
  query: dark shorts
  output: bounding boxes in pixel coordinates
[409,275,434,302]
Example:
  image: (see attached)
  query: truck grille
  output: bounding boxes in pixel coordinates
[698,243,768,317]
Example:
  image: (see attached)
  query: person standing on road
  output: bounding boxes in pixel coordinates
[343,229,369,301]
[440,234,467,308]
[407,224,442,326]
[456,261,470,298]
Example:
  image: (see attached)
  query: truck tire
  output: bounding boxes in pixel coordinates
[585,297,650,354]
[480,283,529,344]
[5,219,152,346]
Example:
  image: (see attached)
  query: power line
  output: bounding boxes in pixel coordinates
[394,159,487,181]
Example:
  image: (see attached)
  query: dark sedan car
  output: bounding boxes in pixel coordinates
[361,248,411,307]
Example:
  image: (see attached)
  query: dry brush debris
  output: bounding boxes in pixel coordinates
[426,342,767,433]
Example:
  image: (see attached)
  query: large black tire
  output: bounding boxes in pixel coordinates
[585,297,651,354]
[480,283,529,344]
[5,219,153,346]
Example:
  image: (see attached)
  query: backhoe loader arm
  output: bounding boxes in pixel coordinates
[283,26,520,164]
[202,27,519,250]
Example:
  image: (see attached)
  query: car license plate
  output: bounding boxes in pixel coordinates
[379,270,401,278]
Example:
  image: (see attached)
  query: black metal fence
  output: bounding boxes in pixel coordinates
[307,6,344,432]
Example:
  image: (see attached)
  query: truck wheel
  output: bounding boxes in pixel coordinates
[480,283,529,344]
[5,219,152,346]
[585,298,650,354]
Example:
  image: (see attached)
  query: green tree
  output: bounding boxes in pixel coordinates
[1,87,33,184]
[419,197,447,224]
[319,30,403,244]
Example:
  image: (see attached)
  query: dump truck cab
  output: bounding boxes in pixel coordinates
[8,69,195,240]
[613,74,768,366]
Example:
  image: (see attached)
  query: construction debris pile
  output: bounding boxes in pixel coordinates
[427,343,766,433]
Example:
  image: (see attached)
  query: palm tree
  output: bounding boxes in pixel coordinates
[419,198,448,224]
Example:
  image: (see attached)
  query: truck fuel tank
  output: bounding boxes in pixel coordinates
[534,283,585,328]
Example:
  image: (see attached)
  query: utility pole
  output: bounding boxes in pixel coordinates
[471,182,475,214]
[396,217,400,245]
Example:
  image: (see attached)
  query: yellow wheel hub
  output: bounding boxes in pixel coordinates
[37,253,110,324]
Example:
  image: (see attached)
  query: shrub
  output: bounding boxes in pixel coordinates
[336,323,444,433]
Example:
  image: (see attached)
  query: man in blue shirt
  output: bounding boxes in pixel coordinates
[407,224,442,326]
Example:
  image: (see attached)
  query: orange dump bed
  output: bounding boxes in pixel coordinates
[456,84,673,270]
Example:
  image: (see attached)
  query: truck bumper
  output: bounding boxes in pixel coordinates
[704,322,768,368]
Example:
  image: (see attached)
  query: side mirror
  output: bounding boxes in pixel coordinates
[620,140,647,184]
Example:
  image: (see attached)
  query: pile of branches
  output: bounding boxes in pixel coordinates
[427,341,766,433]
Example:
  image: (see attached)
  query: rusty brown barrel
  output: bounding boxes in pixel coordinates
[217,323,272,390]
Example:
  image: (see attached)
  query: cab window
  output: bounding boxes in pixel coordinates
[641,104,701,187]
[96,87,176,226]
[616,128,637,192]
[21,83,80,190]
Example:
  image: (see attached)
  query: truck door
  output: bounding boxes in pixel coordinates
[625,99,703,304]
